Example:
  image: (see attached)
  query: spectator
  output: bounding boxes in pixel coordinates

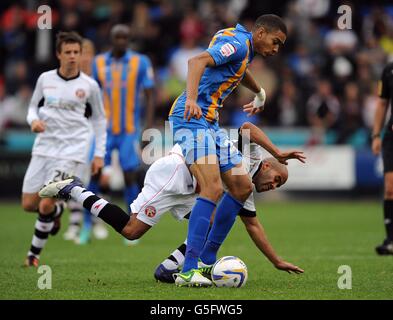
[336,82,364,144]
[306,79,340,144]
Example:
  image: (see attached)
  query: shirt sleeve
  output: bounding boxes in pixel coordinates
[206,36,246,66]
[240,192,256,215]
[88,80,107,158]
[379,65,391,100]
[141,55,155,89]
[26,74,44,125]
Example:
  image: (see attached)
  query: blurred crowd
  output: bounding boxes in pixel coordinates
[1,0,393,147]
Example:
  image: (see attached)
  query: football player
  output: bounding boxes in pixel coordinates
[39,122,304,279]
[22,31,107,267]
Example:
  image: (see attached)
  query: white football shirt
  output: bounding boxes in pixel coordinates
[27,69,106,163]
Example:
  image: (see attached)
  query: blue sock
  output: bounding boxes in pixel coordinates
[88,179,100,194]
[183,197,216,272]
[125,184,139,214]
[200,192,244,265]
[83,208,93,231]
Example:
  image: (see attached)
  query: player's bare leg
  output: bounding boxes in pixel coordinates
[121,213,151,240]
[174,155,222,287]
[38,177,150,243]
[22,194,64,267]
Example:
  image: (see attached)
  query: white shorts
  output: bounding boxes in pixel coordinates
[22,155,86,194]
[130,152,197,226]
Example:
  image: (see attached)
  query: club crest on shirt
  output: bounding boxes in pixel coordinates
[75,88,86,99]
[145,206,156,218]
[220,43,236,57]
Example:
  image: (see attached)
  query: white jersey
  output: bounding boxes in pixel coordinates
[26,69,106,163]
[131,142,263,226]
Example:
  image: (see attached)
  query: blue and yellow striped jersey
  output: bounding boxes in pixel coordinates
[92,50,154,134]
[169,24,254,122]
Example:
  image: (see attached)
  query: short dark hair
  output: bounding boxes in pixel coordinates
[56,31,83,53]
[254,14,287,35]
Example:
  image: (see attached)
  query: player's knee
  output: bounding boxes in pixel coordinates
[231,181,253,202]
[204,183,223,202]
[22,200,38,213]
[38,200,55,215]
[385,187,393,199]
[385,178,393,199]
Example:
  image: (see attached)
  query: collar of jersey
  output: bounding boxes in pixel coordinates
[56,69,80,81]
[108,49,133,62]
[252,160,264,179]
[235,24,254,59]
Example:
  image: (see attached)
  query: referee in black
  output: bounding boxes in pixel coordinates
[372,61,393,255]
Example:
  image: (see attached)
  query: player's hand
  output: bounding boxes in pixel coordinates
[184,99,203,121]
[91,157,104,175]
[243,88,266,117]
[274,260,304,274]
[275,150,306,165]
[371,137,382,155]
[31,120,46,133]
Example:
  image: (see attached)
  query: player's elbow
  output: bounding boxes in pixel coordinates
[241,122,253,131]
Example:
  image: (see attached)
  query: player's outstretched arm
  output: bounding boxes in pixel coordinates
[242,70,266,117]
[184,52,215,121]
[240,215,304,274]
[240,121,306,165]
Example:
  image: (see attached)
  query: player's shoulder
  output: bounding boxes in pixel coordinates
[130,51,152,66]
[80,72,100,89]
[94,52,109,60]
[38,69,57,80]
[213,27,249,55]
[93,52,109,65]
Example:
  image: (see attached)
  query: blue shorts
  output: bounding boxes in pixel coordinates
[169,116,242,173]
[105,133,140,171]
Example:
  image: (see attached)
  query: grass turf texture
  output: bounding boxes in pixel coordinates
[0,200,392,300]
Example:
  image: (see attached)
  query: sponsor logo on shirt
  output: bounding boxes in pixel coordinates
[145,206,156,218]
[220,43,236,57]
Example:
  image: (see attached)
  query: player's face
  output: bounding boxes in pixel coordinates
[112,31,129,52]
[252,164,287,193]
[57,42,81,69]
[253,28,286,57]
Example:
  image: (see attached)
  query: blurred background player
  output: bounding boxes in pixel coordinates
[91,24,155,245]
[63,38,109,244]
[21,32,106,267]
[372,61,393,255]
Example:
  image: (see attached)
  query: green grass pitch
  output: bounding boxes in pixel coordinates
[0,200,392,300]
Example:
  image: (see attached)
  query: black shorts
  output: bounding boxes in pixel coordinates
[382,129,393,173]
